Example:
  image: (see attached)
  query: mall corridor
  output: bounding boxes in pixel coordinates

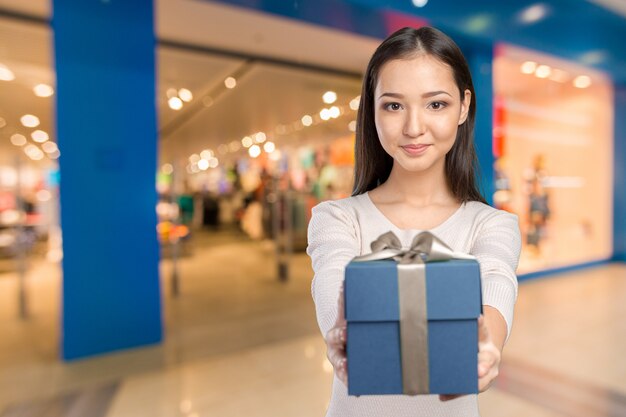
[1,0,626,416]
[1,230,625,417]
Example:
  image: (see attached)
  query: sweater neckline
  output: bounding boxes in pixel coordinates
[362,191,466,233]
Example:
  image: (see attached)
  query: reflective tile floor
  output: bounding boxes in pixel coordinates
[1,229,625,416]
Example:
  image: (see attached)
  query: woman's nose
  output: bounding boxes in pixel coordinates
[402,110,424,137]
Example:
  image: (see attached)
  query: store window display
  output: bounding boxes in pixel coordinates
[493,45,613,273]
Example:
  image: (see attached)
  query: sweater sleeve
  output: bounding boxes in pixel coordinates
[306,201,360,337]
[470,210,521,341]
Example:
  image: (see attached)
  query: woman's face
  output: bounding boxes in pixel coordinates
[374,54,471,175]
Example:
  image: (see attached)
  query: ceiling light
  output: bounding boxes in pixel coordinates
[10,134,27,146]
[168,97,183,110]
[301,115,313,127]
[248,144,261,158]
[162,163,174,174]
[166,88,178,99]
[36,190,51,202]
[200,149,213,160]
[0,64,15,81]
[21,114,40,128]
[329,106,341,118]
[28,152,44,161]
[519,4,549,24]
[349,97,360,111]
[229,141,241,152]
[242,136,253,148]
[197,159,209,170]
[208,157,219,168]
[0,117,5,128]
[323,91,337,104]
[48,150,60,160]
[34,84,54,97]
[348,121,357,132]
[178,88,193,102]
[535,65,551,78]
[574,75,591,88]
[42,141,58,153]
[263,141,275,153]
[24,144,44,160]
[520,61,537,74]
[412,0,428,7]
[225,77,237,89]
[320,108,331,121]
[31,130,49,143]
[255,132,266,143]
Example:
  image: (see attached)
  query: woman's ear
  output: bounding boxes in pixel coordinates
[458,89,471,125]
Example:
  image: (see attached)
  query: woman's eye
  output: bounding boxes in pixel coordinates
[429,101,447,110]
[385,102,402,111]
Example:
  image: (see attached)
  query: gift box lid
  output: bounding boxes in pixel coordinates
[345,259,482,322]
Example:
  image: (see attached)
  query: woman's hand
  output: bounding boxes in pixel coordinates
[440,314,502,401]
[325,284,348,386]
[476,314,501,391]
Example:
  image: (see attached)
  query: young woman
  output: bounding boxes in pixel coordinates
[307,26,521,416]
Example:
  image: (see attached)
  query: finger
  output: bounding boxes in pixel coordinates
[326,345,348,386]
[477,351,497,377]
[478,315,490,343]
[326,343,347,370]
[326,326,347,349]
[337,357,348,385]
[478,366,499,392]
[477,352,500,392]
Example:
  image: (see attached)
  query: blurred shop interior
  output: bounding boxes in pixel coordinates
[0,0,621,287]
[1,0,626,415]
[0,1,370,299]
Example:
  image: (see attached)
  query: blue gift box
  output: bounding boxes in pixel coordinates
[344,258,482,396]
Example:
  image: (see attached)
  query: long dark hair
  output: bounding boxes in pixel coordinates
[352,26,486,204]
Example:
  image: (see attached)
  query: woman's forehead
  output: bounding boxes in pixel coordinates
[374,55,457,95]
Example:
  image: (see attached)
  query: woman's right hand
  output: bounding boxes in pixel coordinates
[325,283,348,386]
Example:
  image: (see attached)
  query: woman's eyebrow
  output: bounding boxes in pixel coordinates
[377,90,453,99]
[378,92,404,99]
[423,90,453,98]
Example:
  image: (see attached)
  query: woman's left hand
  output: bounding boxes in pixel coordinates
[439,315,501,401]
[476,314,501,391]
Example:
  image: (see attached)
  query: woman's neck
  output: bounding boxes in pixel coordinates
[375,160,457,206]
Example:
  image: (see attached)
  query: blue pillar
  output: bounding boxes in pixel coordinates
[467,47,495,205]
[52,0,161,360]
[613,84,626,261]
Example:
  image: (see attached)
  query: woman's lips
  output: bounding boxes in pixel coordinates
[401,144,430,156]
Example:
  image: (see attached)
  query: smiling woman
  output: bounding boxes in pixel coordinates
[307,26,521,417]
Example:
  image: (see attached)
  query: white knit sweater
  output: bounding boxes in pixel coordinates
[307,192,521,417]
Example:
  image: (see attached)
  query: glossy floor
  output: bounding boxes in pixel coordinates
[1,230,625,416]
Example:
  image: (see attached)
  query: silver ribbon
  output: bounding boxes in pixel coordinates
[353,231,475,395]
